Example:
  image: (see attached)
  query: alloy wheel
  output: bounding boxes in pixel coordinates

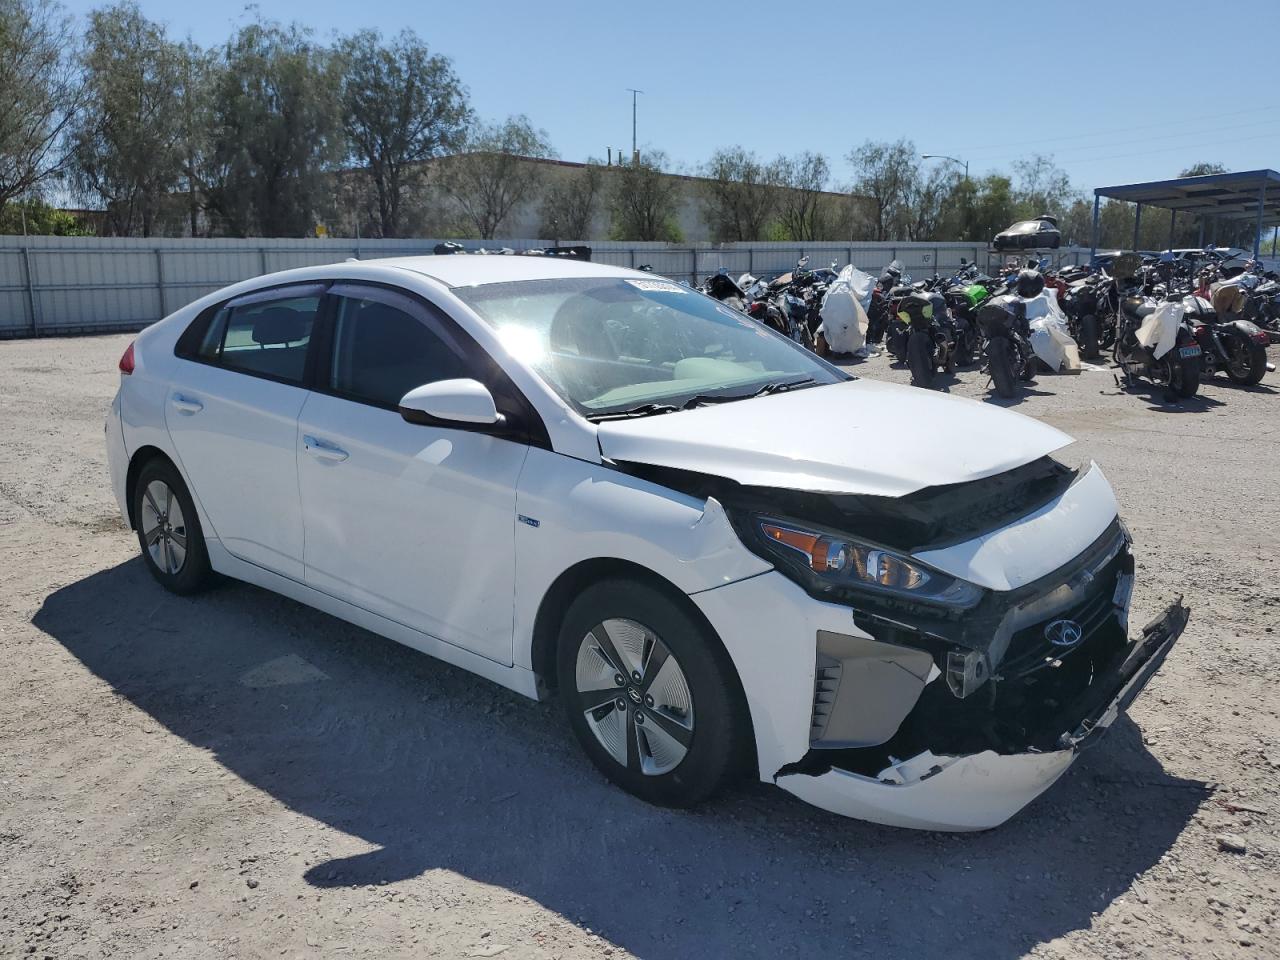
[574,618,694,776]
[139,479,187,575]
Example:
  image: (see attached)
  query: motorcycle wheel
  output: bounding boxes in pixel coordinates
[1167,353,1201,398]
[988,338,1018,398]
[1079,315,1101,360]
[907,331,934,387]
[1225,335,1267,385]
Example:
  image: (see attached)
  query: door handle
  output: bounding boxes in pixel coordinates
[302,435,349,462]
[171,393,203,414]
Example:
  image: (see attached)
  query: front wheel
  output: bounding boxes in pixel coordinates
[1167,352,1201,398]
[1224,336,1267,385]
[988,337,1019,398]
[556,579,746,808]
[907,330,934,387]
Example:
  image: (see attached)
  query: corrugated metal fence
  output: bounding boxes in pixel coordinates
[0,236,1093,338]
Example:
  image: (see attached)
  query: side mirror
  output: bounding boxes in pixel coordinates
[398,379,503,427]
[960,257,968,265]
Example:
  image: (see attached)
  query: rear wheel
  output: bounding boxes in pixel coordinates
[988,337,1018,398]
[556,579,745,808]
[907,330,934,387]
[1224,335,1267,385]
[133,458,213,594]
[1079,314,1100,360]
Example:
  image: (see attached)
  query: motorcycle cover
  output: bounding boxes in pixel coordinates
[817,264,873,354]
[1021,290,1081,372]
[1135,300,1184,360]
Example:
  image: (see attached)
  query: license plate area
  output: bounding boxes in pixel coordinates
[1179,345,1201,358]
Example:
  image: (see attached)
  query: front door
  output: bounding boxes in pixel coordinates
[297,284,529,665]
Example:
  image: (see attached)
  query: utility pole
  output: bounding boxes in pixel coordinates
[626,88,643,164]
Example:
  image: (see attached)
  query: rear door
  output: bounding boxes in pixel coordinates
[296,283,531,665]
[166,283,326,581]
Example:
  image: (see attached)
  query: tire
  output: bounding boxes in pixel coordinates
[1224,336,1267,385]
[556,578,745,808]
[1079,314,1101,360]
[1167,353,1201,398]
[907,330,934,387]
[133,457,214,594]
[988,337,1018,398]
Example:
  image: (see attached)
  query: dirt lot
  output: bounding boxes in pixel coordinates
[1,333,1278,960]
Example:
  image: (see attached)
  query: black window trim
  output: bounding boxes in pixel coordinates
[173,280,331,390]
[311,279,552,450]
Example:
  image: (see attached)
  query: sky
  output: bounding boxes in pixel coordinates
[59,0,1280,194]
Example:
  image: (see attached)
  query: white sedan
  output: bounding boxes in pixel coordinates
[104,254,1187,830]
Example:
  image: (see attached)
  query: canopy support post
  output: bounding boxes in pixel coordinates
[1090,193,1100,262]
[1255,185,1265,259]
[1133,203,1143,249]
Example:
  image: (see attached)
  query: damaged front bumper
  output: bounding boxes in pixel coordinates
[776,601,1189,831]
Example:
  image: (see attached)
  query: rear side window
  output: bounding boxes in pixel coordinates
[328,295,472,407]
[195,295,320,385]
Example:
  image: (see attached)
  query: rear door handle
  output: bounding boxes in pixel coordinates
[171,393,203,414]
[302,435,349,462]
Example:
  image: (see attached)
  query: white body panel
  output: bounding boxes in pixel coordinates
[164,364,309,580]
[915,462,1118,591]
[102,254,1145,833]
[296,392,528,665]
[597,378,1072,497]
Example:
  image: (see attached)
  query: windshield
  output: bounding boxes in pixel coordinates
[455,276,847,418]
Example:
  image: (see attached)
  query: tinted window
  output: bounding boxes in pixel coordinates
[196,295,319,385]
[329,295,471,407]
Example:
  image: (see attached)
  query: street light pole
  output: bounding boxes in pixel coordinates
[626,88,643,163]
[922,154,969,183]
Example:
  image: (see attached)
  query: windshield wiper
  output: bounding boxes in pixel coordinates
[586,402,680,422]
[678,378,819,410]
[750,377,817,397]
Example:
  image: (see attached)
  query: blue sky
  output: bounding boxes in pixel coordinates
[60,0,1280,193]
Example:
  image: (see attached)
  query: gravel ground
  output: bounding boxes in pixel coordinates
[1,332,1278,960]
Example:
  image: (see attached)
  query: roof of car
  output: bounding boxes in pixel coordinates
[371,254,638,288]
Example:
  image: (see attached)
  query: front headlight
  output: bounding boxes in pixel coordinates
[750,516,983,610]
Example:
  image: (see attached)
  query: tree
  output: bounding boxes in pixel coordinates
[69,3,187,236]
[608,150,682,241]
[773,152,829,241]
[441,116,554,239]
[337,28,470,238]
[538,161,603,240]
[0,0,81,214]
[699,147,778,242]
[205,19,345,237]
[848,139,917,241]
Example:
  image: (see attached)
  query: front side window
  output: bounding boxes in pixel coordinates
[328,294,472,408]
[195,295,319,385]
[454,276,846,418]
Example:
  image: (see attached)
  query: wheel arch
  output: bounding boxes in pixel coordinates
[123,444,179,530]
[530,557,757,773]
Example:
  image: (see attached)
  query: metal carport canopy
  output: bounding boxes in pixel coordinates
[1089,168,1280,259]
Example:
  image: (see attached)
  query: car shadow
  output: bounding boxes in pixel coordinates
[32,561,1208,960]
[982,385,1058,407]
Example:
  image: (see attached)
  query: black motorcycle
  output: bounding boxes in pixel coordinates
[890,291,960,387]
[977,294,1037,398]
[700,269,747,312]
[1059,272,1118,361]
[1181,289,1270,385]
[1113,287,1201,398]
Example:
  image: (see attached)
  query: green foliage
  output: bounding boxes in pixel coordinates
[69,2,189,236]
[440,116,555,239]
[0,0,80,210]
[0,197,94,235]
[607,151,682,242]
[204,18,345,237]
[337,28,470,238]
[539,161,604,240]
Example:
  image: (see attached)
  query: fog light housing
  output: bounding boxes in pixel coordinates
[946,648,990,699]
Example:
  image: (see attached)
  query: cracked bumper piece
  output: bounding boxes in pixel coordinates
[777,601,1189,831]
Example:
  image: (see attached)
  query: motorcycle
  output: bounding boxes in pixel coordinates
[700,268,747,311]
[1059,271,1118,361]
[1180,283,1271,385]
[1111,255,1201,398]
[891,291,961,387]
[737,272,794,340]
[977,294,1038,398]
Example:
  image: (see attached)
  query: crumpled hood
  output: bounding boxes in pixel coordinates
[596,378,1072,498]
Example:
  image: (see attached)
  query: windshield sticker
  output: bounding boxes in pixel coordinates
[625,278,687,294]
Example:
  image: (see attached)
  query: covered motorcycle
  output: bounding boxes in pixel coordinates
[816,264,874,356]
